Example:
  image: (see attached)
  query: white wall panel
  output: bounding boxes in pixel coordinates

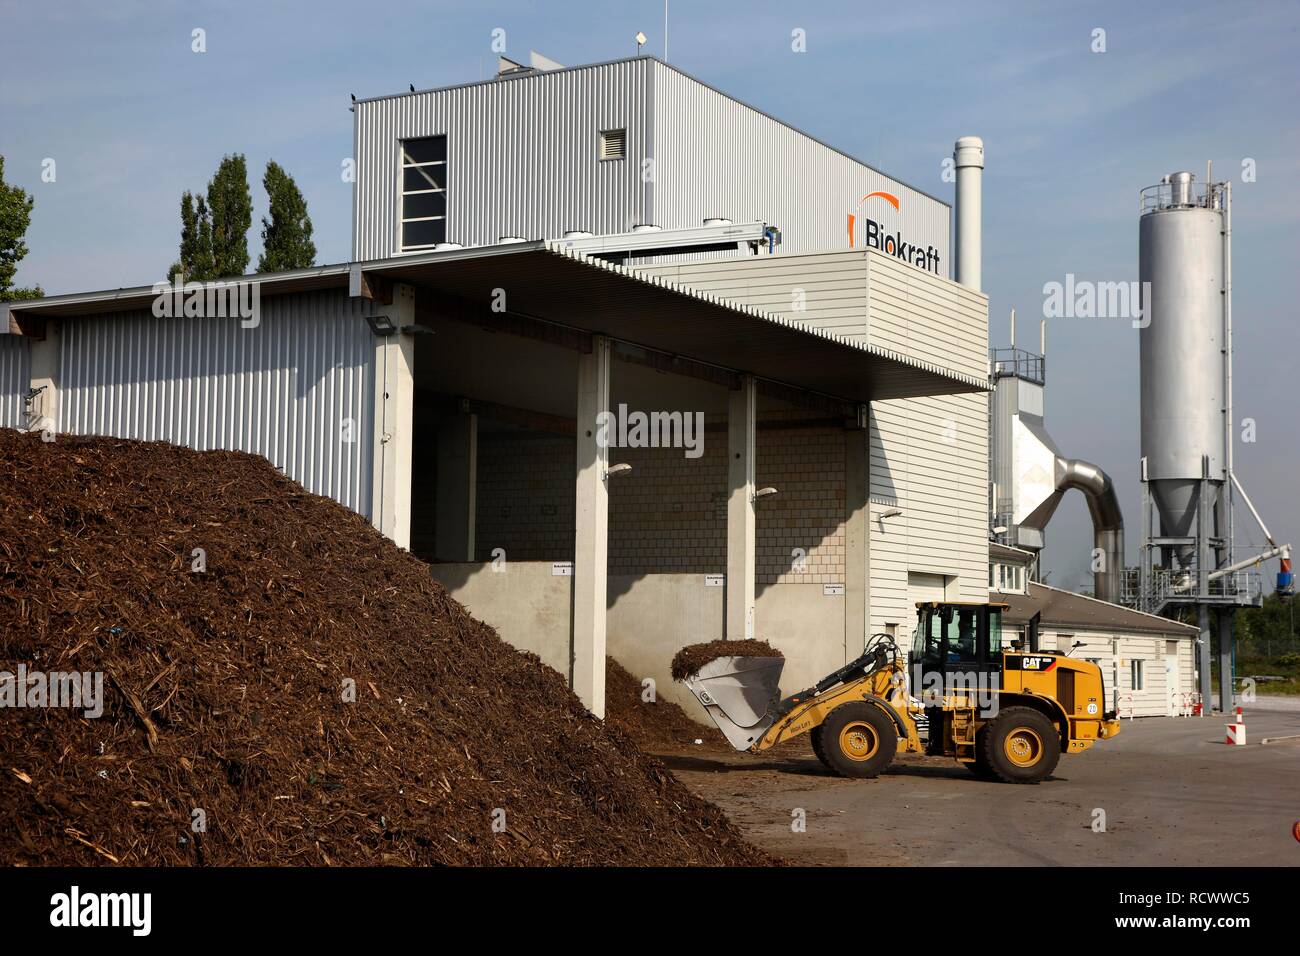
[57,290,375,517]
[0,333,30,430]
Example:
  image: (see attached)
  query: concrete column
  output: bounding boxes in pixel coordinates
[28,322,60,436]
[844,407,871,663]
[1197,604,1212,712]
[726,375,757,641]
[434,411,477,561]
[572,336,611,718]
[1217,610,1234,713]
[371,284,416,549]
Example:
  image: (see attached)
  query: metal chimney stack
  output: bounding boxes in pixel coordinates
[954,136,984,290]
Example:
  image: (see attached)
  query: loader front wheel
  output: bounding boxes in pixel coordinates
[810,726,832,770]
[820,702,897,779]
[982,707,1061,784]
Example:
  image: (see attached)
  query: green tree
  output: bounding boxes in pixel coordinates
[257,160,316,273]
[207,154,252,277]
[0,155,43,301]
[171,154,252,280]
[170,192,216,280]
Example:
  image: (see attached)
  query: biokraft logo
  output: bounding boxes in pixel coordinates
[846,191,942,276]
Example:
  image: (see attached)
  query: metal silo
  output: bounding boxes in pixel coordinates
[1138,171,1226,561]
[1134,169,1292,719]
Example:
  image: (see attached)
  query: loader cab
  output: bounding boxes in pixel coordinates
[910,602,1009,690]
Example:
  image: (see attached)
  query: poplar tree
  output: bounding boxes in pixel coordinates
[257,160,316,273]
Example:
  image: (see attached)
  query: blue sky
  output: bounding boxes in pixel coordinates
[2,0,1297,587]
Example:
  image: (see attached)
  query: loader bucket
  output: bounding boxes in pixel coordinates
[682,656,785,752]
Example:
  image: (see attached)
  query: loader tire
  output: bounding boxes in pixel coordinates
[982,707,1061,784]
[964,728,997,778]
[810,726,831,769]
[819,702,897,779]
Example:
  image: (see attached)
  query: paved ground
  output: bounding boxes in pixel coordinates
[665,709,1300,866]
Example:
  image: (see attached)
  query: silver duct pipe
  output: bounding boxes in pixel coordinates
[1019,453,1126,603]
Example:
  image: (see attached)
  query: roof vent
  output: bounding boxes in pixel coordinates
[631,224,661,233]
[498,236,527,244]
[563,230,594,239]
[703,217,733,226]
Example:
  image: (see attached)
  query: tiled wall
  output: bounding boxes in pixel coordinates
[463,414,849,583]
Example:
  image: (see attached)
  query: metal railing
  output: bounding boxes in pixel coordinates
[1122,567,1263,612]
[990,347,1044,385]
[1140,179,1224,214]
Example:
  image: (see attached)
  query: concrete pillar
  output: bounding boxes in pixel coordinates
[434,411,477,561]
[1217,610,1234,713]
[844,407,871,663]
[726,376,757,641]
[1197,604,1212,712]
[371,284,416,550]
[572,336,611,718]
[28,322,60,436]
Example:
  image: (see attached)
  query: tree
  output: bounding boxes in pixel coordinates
[171,154,251,280]
[258,160,316,273]
[0,155,43,301]
[207,154,252,277]
[170,192,216,280]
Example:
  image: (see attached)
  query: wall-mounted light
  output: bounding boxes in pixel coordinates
[366,313,397,336]
[879,508,903,519]
[605,463,633,480]
[992,525,1009,535]
[753,486,779,503]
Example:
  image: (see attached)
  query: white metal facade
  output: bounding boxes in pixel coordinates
[53,290,375,517]
[352,57,950,270]
[0,333,30,430]
[636,248,990,636]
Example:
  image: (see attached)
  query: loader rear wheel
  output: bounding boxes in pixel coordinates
[982,707,1061,784]
[820,702,897,779]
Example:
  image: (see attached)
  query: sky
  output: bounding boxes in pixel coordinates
[2,0,1297,589]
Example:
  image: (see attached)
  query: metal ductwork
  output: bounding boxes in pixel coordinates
[1019,455,1125,603]
[991,359,1125,603]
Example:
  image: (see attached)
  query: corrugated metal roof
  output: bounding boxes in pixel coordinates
[1002,582,1199,636]
[5,241,987,405]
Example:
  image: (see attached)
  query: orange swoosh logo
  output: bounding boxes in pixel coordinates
[848,192,901,246]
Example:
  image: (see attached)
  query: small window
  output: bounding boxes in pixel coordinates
[599,128,626,160]
[1131,659,1145,692]
[401,135,447,251]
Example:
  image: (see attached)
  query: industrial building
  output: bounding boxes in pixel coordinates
[9,54,1253,722]
[0,55,993,719]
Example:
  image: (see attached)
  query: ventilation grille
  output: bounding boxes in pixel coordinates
[599,128,626,160]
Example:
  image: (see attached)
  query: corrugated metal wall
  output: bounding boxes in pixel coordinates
[57,290,375,517]
[650,61,950,268]
[353,59,653,260]
[352,58,950,270]
[0,333,31,430]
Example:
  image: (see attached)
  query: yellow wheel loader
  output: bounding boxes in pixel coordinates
[681,601,1121,784]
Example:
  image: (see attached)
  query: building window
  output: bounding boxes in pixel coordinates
[599,128,626,160]
[400,136,447,250]
[1131,659,1145,692]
